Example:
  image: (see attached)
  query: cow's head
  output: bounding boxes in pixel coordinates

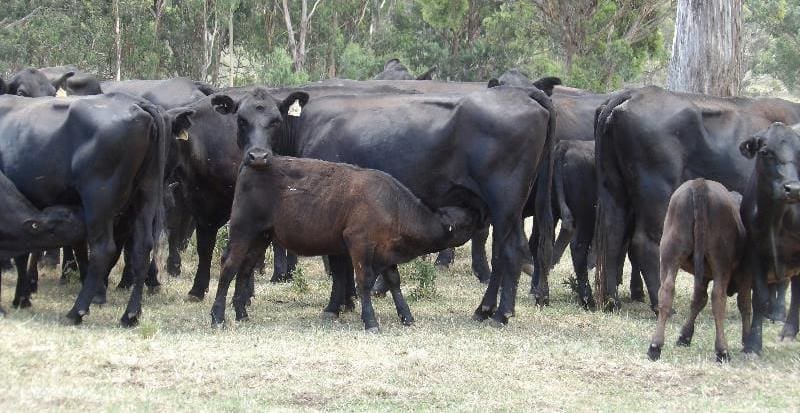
[740,122,800,203]
[211,88,309,168]
[7,68,69,97]
[488,70,561,96]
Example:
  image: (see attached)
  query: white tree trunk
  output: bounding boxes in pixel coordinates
[229,4,234,87]
[666,0,742,96]
[114,0,121,81]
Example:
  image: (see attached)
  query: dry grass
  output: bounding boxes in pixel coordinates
[2,234,800,412]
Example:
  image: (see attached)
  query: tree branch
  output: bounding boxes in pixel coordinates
[1,7,42,31]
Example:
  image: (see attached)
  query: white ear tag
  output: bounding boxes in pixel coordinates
[287,99,302,117]
[55,88,67,97]
[177,130,190,141]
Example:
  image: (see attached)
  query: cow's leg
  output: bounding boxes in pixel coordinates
[12,254,32,309]
[144,257,160,292]
[571,226,595,310]
[0,268,4,316]
[117,241,135,289]
[630,229,662,313]
[744,256,770,354]
[231,238,268,322]
[552,220,575,270]
[188,224,218,301]
[711,267,731,362]
[270,243,287,283]
[434,248,454,269]
[210,233,260,327]
[371,272,389,298]
[348,242,380,332]
[736,274,752,347]
[647,255,679,361]
[322,254,352,317]
[780,277,800,341]
[471,226,491,283]
[119,193,162,327]
[66,218,117,324]
[769,279,789,322]
[74,244,89,283]
[26,252,40,295]
[285,252,297,281]
[677,276,709,347]
[528,229,543,301]
[384,264,414,326]
[596,196,628,311]
[628,252,645,302]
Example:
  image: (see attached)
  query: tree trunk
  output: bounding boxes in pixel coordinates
[114,0,122,80]
[666,0,742,96]
[282,0,323,73]
[229,3,234,87]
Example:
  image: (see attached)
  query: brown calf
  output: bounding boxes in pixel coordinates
[647,178,751,362]
[210,152,478,331]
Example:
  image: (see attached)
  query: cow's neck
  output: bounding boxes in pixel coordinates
[746,173,789,280]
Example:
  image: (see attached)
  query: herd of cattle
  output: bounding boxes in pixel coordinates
[1,58,800,361]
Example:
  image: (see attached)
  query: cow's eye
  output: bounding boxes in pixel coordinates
[255,105,265,112]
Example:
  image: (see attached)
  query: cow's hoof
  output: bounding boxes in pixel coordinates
[236,315,249,323]
[716,350,731,363]
[471,306,494,322]
[631,292,645,303]
[489,312,509,327]
[120,312,140,328]
[581,297,597,312]
[186,292,205,302]
[91,294,106,305]
[59,276,69,285]
[211,319,225,329]
[676,335,692,347]
[400,316,415,327]
[488,318,506,329]
[0,307,5,317]
[65,309,86,325]
[768,308,787,323]
[602,299,621,313]
[320,311,339,321]
[647,344,662,361]
[12,297,32,309]
[116,280,133,290]
[29,281,38,294]
[477,276,490,285]
[536,295,550,307]
[365,326,381,334]
[147,285,161,295]
[779,324,798,341]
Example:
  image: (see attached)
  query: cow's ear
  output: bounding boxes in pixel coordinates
[0,77,5,95]
[167,108,195,140]
[740,136,765,159]
[533,76,562,96]
[280,92,310,117]
[52,71,75,90]
[212,94,238,115]
[487,78,501,88]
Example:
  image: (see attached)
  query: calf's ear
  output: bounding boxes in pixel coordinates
[740,136,765,159]
[211,94,238,115]
[280,91,310,117]
[487,78,501,88]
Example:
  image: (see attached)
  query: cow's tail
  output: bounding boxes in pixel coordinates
[194,81,217,96]
[692,179,707,281]
[528,87,557,280]
[136,100,168,265]
[552,144,572,267]
[593,89,634,308]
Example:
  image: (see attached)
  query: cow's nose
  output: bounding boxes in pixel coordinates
[245,150,270,168]
[783,182,800,200]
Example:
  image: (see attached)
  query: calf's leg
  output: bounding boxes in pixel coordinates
[188,224,218,301]
[711,267,731,362]
[12,254,32,309]
[677,276,709,346]
[769,279,789,322]
[780,277,800,341]
[648,255,679,361]
[384,265,414,326]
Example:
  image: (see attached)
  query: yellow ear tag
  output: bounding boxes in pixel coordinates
[55,88,67,97]
[287,99,302,117]
[177,129,190,141]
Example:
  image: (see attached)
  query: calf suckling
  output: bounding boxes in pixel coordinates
[648,178,750,362]
[210,153,478,331]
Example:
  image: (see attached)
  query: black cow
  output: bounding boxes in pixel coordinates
[0,93,167,326]
[739,123,800,354]
[594,86,800,312]
[4,68,73,97]
[373,58,437,80]
[211,85,556,326]
[39,65,102,96]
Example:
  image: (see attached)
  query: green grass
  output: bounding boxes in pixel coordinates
[1,238,800,412]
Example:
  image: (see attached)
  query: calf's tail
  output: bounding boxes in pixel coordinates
[692,179,707,280]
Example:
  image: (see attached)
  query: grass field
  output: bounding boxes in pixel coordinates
[2,236,800,412]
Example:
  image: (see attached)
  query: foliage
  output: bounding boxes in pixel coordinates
[403,258,439,300]
[289,264,309,295]
[0,1,794,93]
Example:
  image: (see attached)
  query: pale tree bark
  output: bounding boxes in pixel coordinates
[201,0,219,82]
[114,0,122,81]
[281,0,324,72]
[229,3,235,87]
[667,0,742,96]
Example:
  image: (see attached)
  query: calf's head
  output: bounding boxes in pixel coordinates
[740,122,800,203]
[436,206,478,247]
[211,87,309,168]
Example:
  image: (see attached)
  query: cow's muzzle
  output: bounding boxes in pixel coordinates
[244,149,271,169]
[782,181,800,202]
